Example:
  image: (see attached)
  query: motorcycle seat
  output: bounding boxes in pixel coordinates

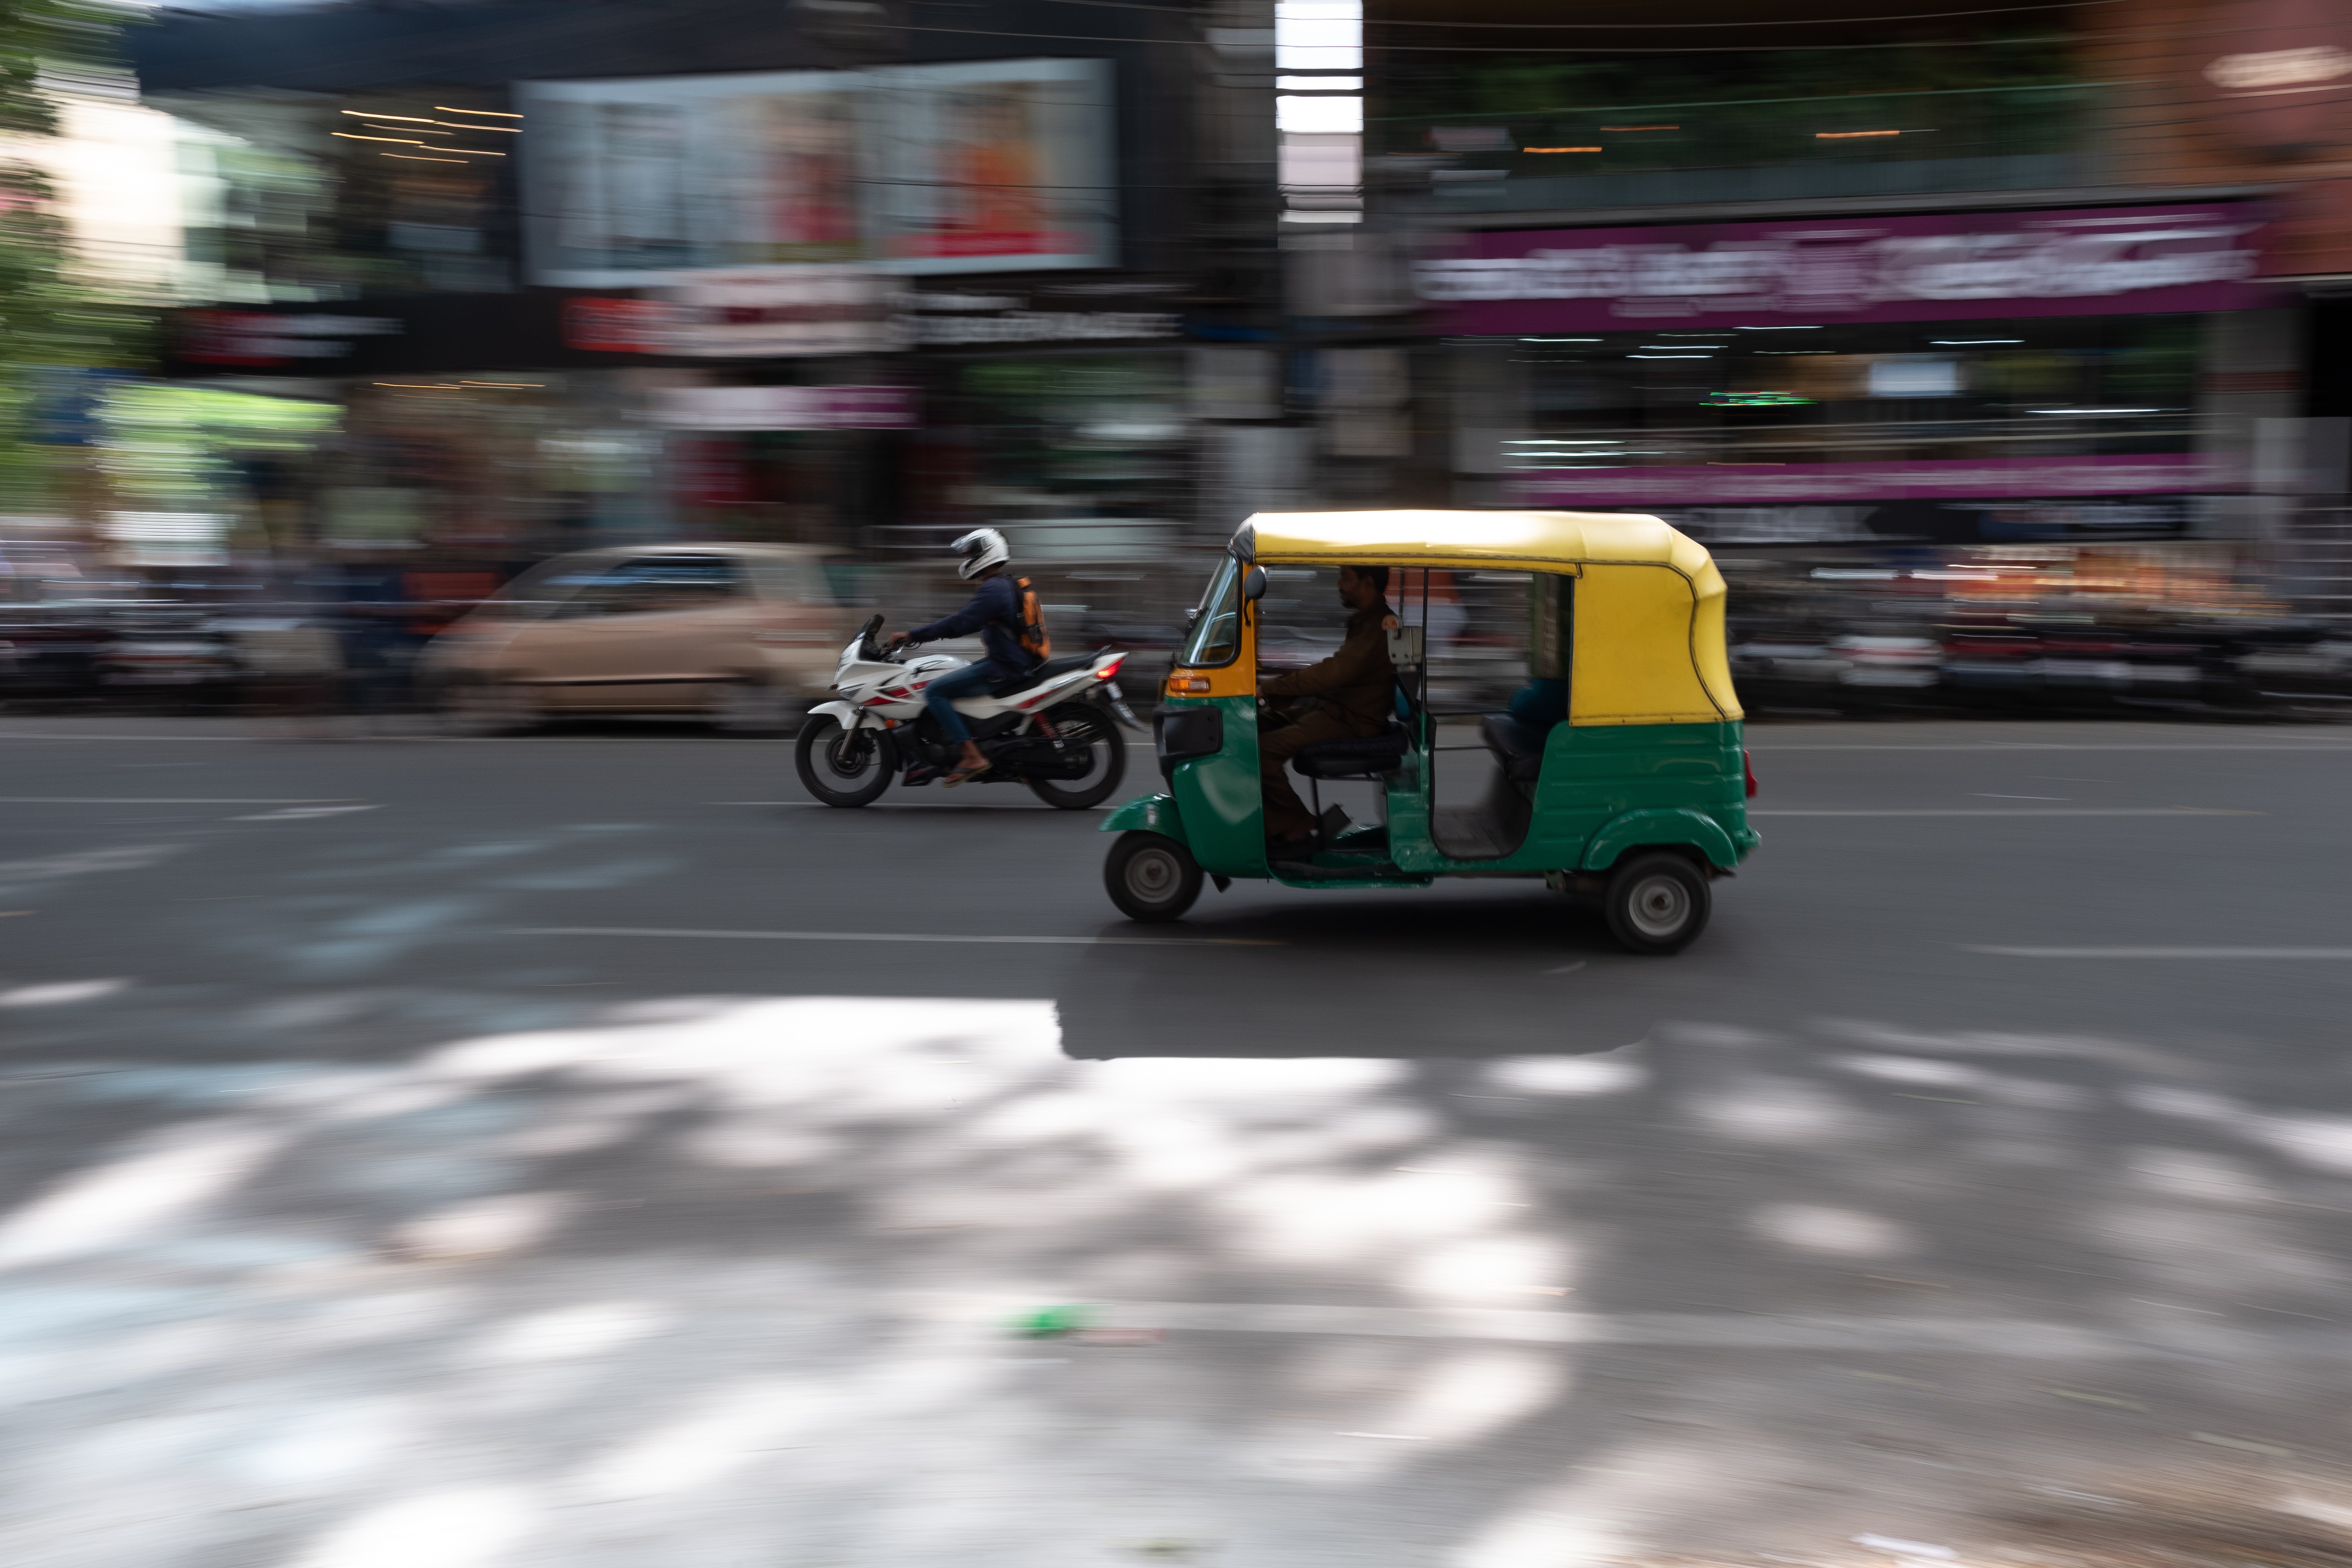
[987,653,1095,697]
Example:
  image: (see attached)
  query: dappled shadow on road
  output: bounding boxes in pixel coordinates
[3,998,2352,1565]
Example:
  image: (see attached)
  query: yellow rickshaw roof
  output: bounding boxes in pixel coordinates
[1239,510,1714,576]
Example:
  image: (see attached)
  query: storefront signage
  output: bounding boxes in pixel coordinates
[519,58,1117,287]
[911,310,1181,346]
[650,385,917,430]
[179,310,404,367]
[665,269,906,356]
[1420,203,2277,333]
[1508,453,2246,507]
[2194,0,2352,154]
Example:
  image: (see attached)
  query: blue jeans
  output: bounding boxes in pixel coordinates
[924,660,1005,747]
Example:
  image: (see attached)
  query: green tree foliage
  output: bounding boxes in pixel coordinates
[0,0,151,509]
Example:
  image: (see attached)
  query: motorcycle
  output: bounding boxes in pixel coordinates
[793,613,1140,809]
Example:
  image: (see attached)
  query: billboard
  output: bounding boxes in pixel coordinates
[520,59,1116,286]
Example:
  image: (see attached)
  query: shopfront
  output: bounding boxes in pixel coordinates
[1420,201,2286,547]
[892,286,1195,641]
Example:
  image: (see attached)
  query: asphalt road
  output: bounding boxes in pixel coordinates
[5,714,2352,1568]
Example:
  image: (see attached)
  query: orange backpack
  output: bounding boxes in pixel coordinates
[1009,574,1051,661]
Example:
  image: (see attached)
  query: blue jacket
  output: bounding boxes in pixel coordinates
[907,574,1039,674]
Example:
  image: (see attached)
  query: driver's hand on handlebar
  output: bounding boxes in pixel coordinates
[884,633,913,651]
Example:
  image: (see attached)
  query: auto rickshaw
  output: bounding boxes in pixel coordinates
[1099,510,1759,953]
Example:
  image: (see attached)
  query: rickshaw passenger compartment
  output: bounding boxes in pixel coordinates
[1428,717,1540,862]
[1477,714,1548,783]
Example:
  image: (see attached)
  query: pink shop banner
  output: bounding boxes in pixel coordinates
[1508,453,2247,507]
[1421,202,2281,333]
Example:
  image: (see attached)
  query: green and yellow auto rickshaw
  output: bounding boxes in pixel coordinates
[1099,510,1759,953]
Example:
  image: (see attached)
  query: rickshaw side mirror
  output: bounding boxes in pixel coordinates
[1241,566,1268,602]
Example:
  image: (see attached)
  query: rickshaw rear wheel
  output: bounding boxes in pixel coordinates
[1603,851,1710,955]
[1105,831,1203,922]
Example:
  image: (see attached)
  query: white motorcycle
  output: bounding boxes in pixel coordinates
[793,613,1139,809]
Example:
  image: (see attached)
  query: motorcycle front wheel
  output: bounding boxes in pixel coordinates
[1027,701,1126,810]
[794,716,894,807]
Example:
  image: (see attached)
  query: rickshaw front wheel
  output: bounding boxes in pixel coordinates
[1603,852,1711,955]
[1105,831,1203,923]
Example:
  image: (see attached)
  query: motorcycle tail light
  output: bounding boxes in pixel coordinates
[1744,748,1758,798]
[1098,653,1127,679]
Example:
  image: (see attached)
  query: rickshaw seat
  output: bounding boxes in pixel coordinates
[1479,713,1548,784]
[1294,724,1410,780]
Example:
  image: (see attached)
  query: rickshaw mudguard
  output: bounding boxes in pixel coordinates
[1102,793,1186,843]
[1580,808,1743,873]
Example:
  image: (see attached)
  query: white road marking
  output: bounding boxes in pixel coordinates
[230,805,381,821]
[0,797,361,805]
[1966,946,2352,959]
[1751,808,2258,817]
[0,732,258,742]
[514,926,1281,948]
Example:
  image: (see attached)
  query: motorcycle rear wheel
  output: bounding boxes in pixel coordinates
[794,716,893,807]
[1027,702,1126,810]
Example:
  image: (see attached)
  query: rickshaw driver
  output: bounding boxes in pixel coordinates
[1258,563,1396,855]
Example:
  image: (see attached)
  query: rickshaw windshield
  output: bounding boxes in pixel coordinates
[1176,554,1244,667]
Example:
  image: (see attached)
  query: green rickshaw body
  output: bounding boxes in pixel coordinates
[1102,509,1759,896]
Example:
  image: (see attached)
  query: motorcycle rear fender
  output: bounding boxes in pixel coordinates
[1101,792,1186,844]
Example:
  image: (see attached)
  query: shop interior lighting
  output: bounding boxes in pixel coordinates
[1640,344,1726,350]
[1932,338,2022,345]
[433,120,521,132]
[460,381,544,388]
[2027,407,2161,415]
[385,154,465,163]
[1277,76,1360,91]
[447,148,507,156]
[1524,146,1602,153]
[1757,349,1835,354]
[341,110,432,121]
[1630,353,1711,358]
[1520,337,1601,342]
[1816,129,1904,138]
[1736,324,1821,330]
[1275,0,1361,71]
[1705,389,1814,406]
[374,383,463,389]
[333,132,425,144]
[437,107,523,117]
[1278,95,1362,133]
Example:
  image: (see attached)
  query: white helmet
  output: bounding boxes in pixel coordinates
[951,527,1010,581]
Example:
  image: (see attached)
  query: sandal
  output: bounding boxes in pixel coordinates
[943,761,993,788]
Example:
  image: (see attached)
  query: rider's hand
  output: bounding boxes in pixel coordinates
[885,633,912,651]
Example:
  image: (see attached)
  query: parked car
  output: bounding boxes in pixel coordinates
[419,544,848,733]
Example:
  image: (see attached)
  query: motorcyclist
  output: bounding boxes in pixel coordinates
[887,528,1042,786]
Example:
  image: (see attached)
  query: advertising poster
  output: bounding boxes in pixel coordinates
[521,60,1116,286]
